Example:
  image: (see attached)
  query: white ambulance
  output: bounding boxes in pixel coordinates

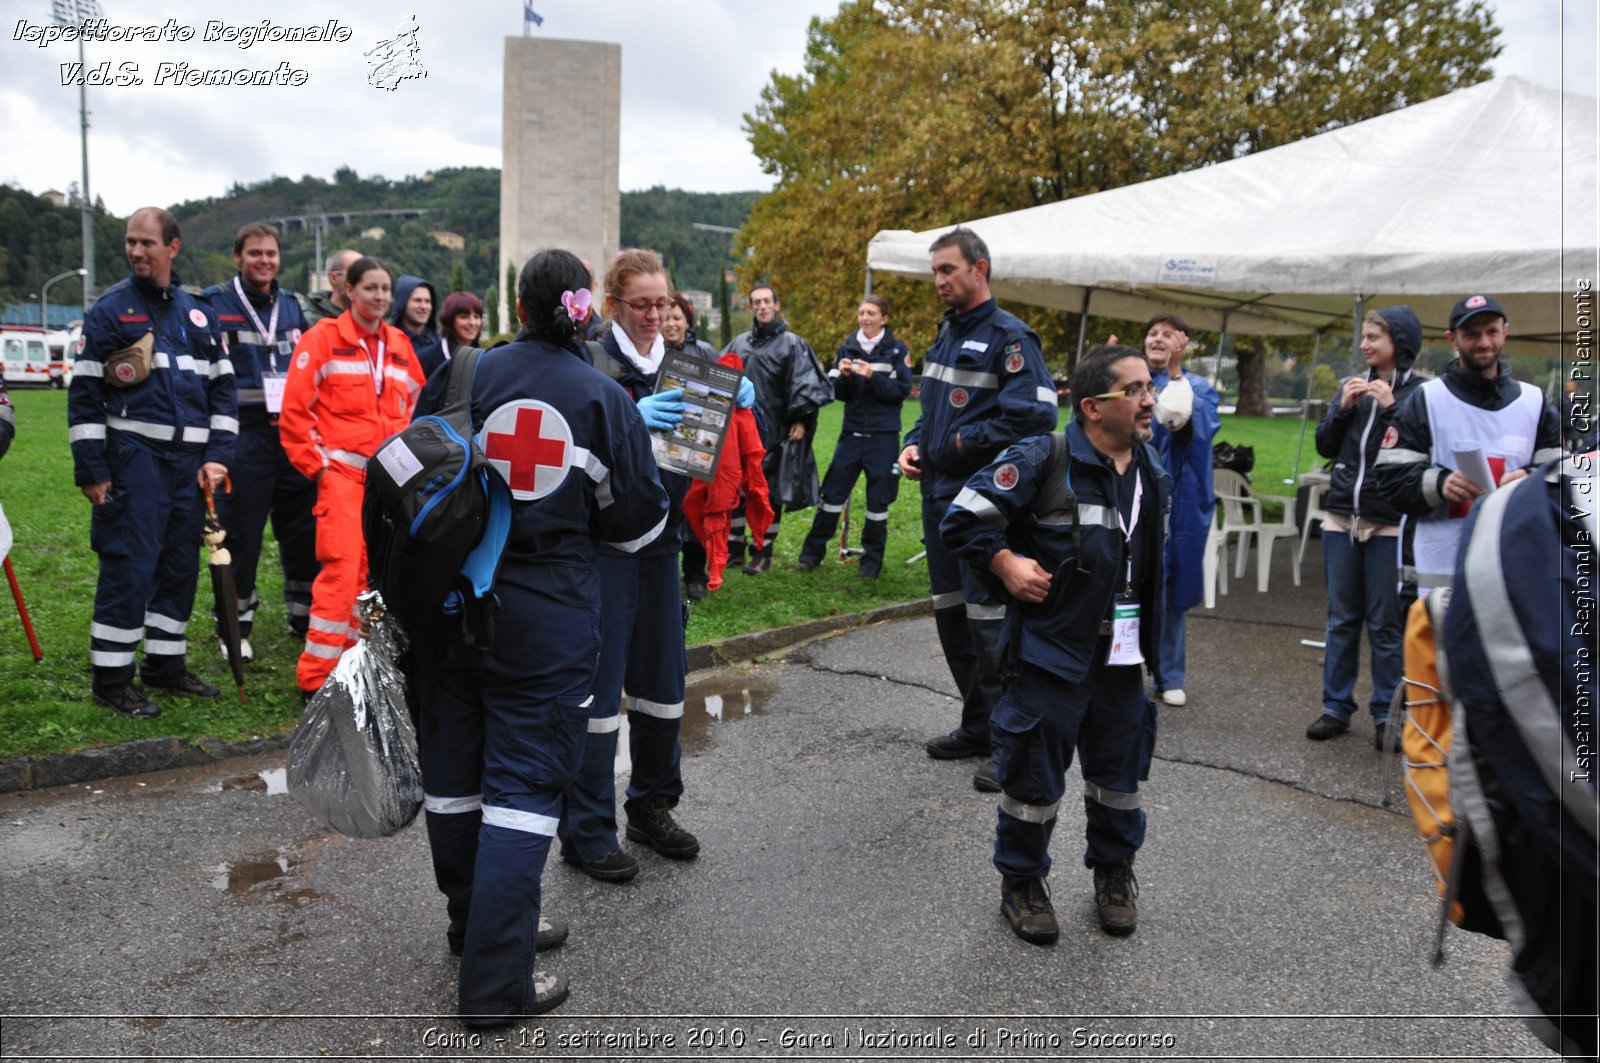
[1,325,78,388]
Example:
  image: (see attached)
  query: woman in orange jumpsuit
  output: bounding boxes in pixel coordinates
[279,256,425,697]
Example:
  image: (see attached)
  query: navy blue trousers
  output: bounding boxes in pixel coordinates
[922,491,1005,744]
[415,560,596,1022]
[213,417,317,639]
[559,551,686,863]
[88,437,204,688]
[993,658,1157,880]
[799,432,900,567]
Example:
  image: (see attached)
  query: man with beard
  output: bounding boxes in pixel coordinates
[941,344,1168,944]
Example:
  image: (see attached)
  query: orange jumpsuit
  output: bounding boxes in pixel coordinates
[279,312,424,692]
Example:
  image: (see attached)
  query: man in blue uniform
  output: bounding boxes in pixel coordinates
[897,227,1058,790]
[409,248,671,1023]
[941,344,1169,944]
[69,207,237,718]
[202,222,314,662]
[1141,314,1220,708]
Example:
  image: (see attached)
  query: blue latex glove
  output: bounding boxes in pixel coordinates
[736,376,756,409]
[637,388,685,430]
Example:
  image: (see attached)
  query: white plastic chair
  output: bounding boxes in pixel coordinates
[1214,468,1300,592]
[1295,479,1331,585]
[1202,516,1229,608]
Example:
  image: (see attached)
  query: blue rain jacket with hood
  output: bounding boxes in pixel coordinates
[1315,305,1424,526]
[390,274,450,378]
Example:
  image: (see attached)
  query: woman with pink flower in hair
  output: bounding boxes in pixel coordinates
[408,247,669,1024]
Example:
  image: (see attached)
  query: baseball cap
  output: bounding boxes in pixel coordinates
[1448,294,1507,331]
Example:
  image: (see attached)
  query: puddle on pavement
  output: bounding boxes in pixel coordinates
[614,674,776,769]
[218,768,288,795]
[211,853,297,893]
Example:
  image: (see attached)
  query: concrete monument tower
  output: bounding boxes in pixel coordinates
[500,37,621,329]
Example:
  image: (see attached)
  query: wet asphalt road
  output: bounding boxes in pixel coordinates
[0,540,1556,1061]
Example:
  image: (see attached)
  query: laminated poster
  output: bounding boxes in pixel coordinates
[652,351,744,482]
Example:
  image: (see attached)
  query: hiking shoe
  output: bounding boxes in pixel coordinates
[685,580,708,602]
[1000,876,1059,945]
[93,684,160,719]
[563,848,640,883]
[857,562,881,580]
[449,916,568,957]
[626,799,701,859]
[742,551,772,575]
[1374,718,1402,752]
[145,672,219,698]
[795,554,821,572]
[925,730,988,760]
[972,758,1000,793]
[1093,858,1139,936]
[1160,688,1187,707]
[1305,713,1350,741]
[461,970,570,1026]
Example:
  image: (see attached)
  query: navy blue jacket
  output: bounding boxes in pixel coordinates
[831,326,911,435]
[940,421,1171,687]
[414,336,668,566]
[1315,305,1423,524]
[904,298,1057,499]
[202,274,307,425]
[69,272,237,486]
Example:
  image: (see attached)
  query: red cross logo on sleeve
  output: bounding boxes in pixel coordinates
[478,399,576,500]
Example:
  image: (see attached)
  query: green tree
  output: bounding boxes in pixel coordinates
[739,0,1499,386]
[485,283,500,337]
[449,259,467,295]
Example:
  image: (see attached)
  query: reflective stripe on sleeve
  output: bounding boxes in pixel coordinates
[70,423,107,442]
[952,487,1006,525]
[210,415,239,434]
[73,360,104,378]
[605,512,668,554]
[327,449,368,470]
[1373,447,1428,465]
[180,426,211,444]
[1036,386,1057,404]
[301,640,345,659]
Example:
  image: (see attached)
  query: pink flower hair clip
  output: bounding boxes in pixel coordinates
[561,288,592,322]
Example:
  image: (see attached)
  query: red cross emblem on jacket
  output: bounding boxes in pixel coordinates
[479,399,575,499]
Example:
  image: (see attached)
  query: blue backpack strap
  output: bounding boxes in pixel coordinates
[459,472,511,599]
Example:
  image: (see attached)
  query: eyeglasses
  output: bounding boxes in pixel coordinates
[1089,383,1154,401]
[620,298,673,314]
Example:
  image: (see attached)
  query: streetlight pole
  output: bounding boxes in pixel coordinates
[50,0,105,310]
[40,268,88,330]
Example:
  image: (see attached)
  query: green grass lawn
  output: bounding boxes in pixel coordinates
[0,385,1316,760]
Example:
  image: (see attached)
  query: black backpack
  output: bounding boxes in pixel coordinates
[362,347,511,647]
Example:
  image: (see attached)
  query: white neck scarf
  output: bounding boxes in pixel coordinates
[612,321,665,376]
[855,328,884,356]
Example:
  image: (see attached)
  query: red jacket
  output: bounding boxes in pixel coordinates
[683,354,774,590]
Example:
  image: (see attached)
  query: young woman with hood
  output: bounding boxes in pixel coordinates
[390,274,450,378]
[1306,305,1423,750]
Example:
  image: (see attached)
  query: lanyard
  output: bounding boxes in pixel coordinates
[357,335,386,396]
[232,277,281,373]
[1114,465,1143,589]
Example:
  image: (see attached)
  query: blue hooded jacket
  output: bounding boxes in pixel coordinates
[390,274,449,378]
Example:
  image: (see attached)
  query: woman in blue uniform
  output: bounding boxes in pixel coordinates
[411,248,669,1025]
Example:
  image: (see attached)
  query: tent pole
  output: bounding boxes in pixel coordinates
[1350,294,1365,373]
[1290,329,1324,484]
[864,266,874,299]
[1211,310,1231,391]
[1073,288,1092,366]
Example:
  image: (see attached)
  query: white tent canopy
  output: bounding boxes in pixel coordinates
[867,77,1596,352]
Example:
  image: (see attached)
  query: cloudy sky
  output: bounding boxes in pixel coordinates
[1,0,1594,216]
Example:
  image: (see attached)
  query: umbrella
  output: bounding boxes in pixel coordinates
[0,501,40,661]
[202,479,247,704]
[836,495,863,565]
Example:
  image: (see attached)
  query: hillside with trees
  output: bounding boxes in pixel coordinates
[0,171,757,316]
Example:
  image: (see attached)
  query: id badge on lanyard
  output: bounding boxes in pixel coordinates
[236,277,292,414]
[1105,469,1144,667]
